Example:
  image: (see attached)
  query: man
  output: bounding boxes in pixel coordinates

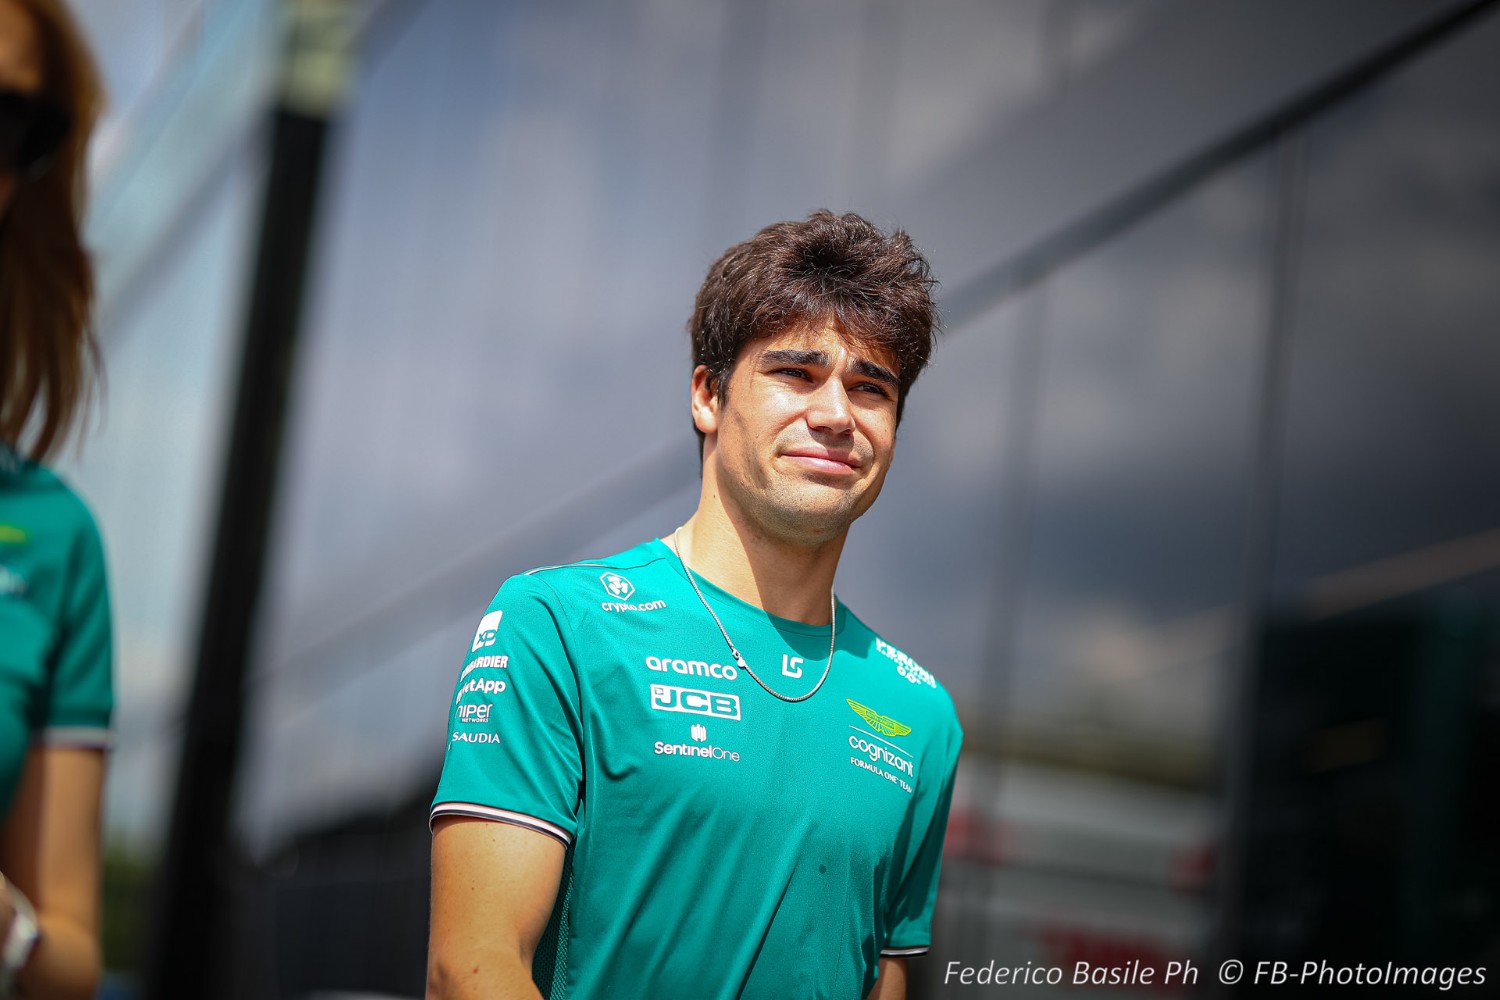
[428,211,963,1000]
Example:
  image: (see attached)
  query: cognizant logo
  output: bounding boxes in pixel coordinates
[645,655,739,680]
[848,734,915,776]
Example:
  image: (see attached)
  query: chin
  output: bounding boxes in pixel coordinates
[766,493,871,542]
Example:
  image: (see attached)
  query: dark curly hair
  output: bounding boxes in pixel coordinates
[687,210,938,449]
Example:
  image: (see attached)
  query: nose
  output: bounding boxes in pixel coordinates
[805,377,854,435]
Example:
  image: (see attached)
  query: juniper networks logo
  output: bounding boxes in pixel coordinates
[600,572,635,601]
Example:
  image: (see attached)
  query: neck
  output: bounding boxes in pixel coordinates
[673,497,845,627]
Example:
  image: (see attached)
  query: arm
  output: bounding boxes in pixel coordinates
[428,817,566,1000]
[0,747,105,1000]
[866,956,907,1000]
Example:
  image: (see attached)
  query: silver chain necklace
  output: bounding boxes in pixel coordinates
[671,527,836,704]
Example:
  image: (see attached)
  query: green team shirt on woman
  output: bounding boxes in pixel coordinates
[0,444,113,816]
[432,538,962,1000]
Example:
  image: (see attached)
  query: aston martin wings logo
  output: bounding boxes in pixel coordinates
[846,699,911,738]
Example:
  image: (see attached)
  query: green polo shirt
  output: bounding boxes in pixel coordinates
[0,445,113,815]
[432,538,962,1000]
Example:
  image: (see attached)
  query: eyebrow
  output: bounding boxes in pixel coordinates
[761,350,900,388]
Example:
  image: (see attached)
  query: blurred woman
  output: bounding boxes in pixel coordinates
[0,0,110,996]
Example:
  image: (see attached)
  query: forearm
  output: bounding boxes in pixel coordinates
[867,956,907,1000]
[14,914,100,1000]
[427,951,545,1000]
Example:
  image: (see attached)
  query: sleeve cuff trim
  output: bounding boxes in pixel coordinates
[36,727,112,749]
[881,946,930,957]
[429,803,572,845]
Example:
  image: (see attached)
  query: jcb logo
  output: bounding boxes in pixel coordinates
[650,684,741,720]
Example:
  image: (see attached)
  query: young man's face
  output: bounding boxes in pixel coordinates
[694,320,901,546]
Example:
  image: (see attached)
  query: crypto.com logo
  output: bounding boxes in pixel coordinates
[600,572,635,601]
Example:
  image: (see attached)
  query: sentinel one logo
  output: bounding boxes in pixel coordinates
[471,610,503,652]
[655,740,740,761]
[645,655,739,681]
[876,638,937,688]
[600,572,635,601]
[650,684,741,720]
[690,724,707,742]
[846,699,912,738]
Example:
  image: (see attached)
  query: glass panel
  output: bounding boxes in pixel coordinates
[1015,156,1270,755]
[926,154,1274,993]
[1252,8,1500,969]
[1273,12,1500,607]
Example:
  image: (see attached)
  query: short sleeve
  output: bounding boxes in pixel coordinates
[431,573,585,846]
[39,507,113,746]
[882,721,962,955]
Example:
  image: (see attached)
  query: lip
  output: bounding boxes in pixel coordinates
[781,449,861,473]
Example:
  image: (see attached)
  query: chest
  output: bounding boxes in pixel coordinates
[571,623,926,863]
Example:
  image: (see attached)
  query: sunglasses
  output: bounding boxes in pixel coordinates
[0,87,70,178]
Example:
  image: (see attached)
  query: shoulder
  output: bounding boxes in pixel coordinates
[463,539,674,669]
[504,539,676,607]
[475,539,676,627]
[841,608,961,739]
[0,454,106,564]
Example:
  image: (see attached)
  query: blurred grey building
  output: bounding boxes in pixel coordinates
[61,0,1500,996]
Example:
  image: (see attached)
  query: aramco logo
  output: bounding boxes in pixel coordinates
[600,572,636,601]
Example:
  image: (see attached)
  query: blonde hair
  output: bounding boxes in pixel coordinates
[0,0,101,461]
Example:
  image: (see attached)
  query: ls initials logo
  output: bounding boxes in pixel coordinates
[782,654,803,679]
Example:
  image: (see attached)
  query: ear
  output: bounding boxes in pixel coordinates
[690,365,720,436]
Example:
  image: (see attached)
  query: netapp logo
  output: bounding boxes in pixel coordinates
[649,684,741,720]
[645,655,739,681]
[456,677,508,704]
